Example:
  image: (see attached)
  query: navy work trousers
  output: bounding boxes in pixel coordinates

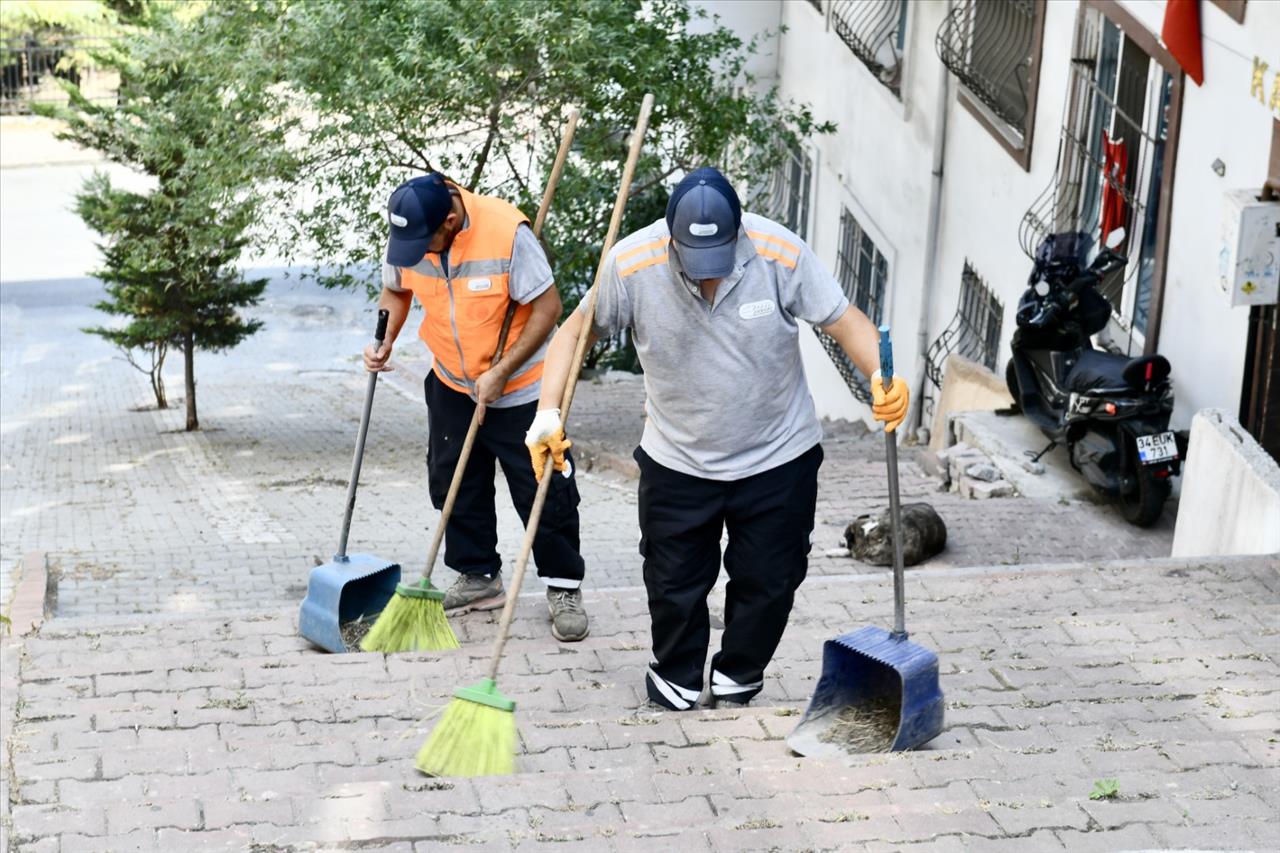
[636,443,822,709]
[424,371,585,588]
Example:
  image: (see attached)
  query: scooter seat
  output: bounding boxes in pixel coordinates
[1065,349,1138,394]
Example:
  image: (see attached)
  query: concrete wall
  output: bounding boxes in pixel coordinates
[927,354,1015,451]
[1172,409,1280,557]
[689,0,783,83]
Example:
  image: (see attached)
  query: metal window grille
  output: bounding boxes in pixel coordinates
[831,0,908,96]
[1,24,118,114]
[816,208,889,404]
[1018,10,1172,336]
[924,261,1004,391]
[936,0,1038,137]
[752,142,812,240]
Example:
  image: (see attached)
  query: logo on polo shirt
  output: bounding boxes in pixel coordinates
[738,299,776,320]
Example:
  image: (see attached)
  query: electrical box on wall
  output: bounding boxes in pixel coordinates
[1219,189,1279,307]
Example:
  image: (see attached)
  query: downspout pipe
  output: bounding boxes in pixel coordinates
[910,1,952,438]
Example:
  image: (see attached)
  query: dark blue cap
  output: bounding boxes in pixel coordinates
[386,173,453,267]
[666,167,741,279]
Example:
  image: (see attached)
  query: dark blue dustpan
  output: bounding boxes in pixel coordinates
[298,310,401,653]
[789,327,944,756]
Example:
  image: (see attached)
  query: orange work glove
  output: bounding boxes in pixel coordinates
[871,371,909,433]
[524,408,573,481]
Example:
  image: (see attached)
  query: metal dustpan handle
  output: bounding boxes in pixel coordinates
[879,325,907,641]
[335,308,389,561]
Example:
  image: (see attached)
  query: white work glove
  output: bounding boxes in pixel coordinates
[524,408,573,480]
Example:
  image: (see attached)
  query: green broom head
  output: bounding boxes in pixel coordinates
[359,579,459,653]
[415,678,517,778]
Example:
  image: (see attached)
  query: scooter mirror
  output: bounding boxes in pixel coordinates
[1104,227,1126,249]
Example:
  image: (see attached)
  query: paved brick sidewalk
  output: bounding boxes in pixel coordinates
[4,555,1276,851]
[3,276,1172,624]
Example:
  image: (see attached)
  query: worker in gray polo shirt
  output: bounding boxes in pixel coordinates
[528,167,907,709]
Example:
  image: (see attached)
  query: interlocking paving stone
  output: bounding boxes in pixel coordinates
[4,276,1272,851]
[2,555,1276,850]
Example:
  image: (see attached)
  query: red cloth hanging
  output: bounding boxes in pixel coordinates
[1100,130,1129,242]
[1162,0,1204,86]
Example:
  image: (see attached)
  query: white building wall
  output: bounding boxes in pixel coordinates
[709,0,1278,432]
[690,0,783,84]
[775,0,947,427]
[1115,0,1279,430]
[927,0,1076,385]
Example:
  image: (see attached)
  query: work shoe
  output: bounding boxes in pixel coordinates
[443,573,506,613]
[546,588,589,642]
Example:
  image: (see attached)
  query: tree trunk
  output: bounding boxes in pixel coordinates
[183,329,198,431]
[152,342,168,409]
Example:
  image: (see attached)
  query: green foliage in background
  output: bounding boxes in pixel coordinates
[40,3,293,429]
[264,0,833,364]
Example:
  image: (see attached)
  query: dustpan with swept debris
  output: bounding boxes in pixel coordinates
[788,327,944,756]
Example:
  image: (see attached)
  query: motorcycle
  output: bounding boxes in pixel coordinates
[1005,228,1186,527]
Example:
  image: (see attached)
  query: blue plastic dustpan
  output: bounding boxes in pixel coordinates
[787,625,944,755]
[296,309,402,653]
[789,328,944,755]
[298,553,400,653]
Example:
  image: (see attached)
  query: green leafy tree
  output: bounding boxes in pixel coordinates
[268,0,832,362]
[42,4,292,429]
[75,173,266,421]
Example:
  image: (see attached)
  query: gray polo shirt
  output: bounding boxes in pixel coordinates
[383,223,554,408]
[584,212,850,480]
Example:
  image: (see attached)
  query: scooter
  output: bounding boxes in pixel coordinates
[1005,228,1186,527]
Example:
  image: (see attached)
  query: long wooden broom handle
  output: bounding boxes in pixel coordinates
[420,107,581,584]
[487,94,654,681]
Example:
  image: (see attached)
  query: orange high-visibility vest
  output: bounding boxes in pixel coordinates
[398,186,543,396]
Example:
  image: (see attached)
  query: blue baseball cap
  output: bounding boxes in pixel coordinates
[386,173,453,266]
[666,167,742,279]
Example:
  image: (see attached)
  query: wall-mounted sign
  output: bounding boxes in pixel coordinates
[1250,57,1280,116]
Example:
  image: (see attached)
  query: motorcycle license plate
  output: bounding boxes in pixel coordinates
[1137,431,1177,464]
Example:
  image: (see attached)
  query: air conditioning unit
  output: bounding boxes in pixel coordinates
[1219,189,1279,307]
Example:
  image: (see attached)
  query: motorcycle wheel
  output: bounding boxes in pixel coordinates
[1119,466,1171,527]
[1004,359,1021,410]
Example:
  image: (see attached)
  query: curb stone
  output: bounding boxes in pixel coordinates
[2,552,50,638]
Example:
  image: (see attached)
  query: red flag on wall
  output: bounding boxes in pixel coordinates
[1162,0,1204,85]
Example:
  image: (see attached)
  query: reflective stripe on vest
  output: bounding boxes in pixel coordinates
[398,187,544,396]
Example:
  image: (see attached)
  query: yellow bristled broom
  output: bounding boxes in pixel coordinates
[415,94,655,776]
[361,107,581,654]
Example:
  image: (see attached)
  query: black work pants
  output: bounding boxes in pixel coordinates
[636,444,822,709]
[424,371,585,588]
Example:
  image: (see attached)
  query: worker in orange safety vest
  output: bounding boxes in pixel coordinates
[364,173,589,642]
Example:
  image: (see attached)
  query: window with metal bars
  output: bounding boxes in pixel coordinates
[830,0,909,96]
[752,142,812,240]
[924,262,1004,391]
[815,208,889,404]
[836,208,888,323]
[936,0,1044,164]
[1019,7,1176,344]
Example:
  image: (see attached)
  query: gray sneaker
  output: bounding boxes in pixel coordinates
[546,588,589,642]
[443,573,506,613]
